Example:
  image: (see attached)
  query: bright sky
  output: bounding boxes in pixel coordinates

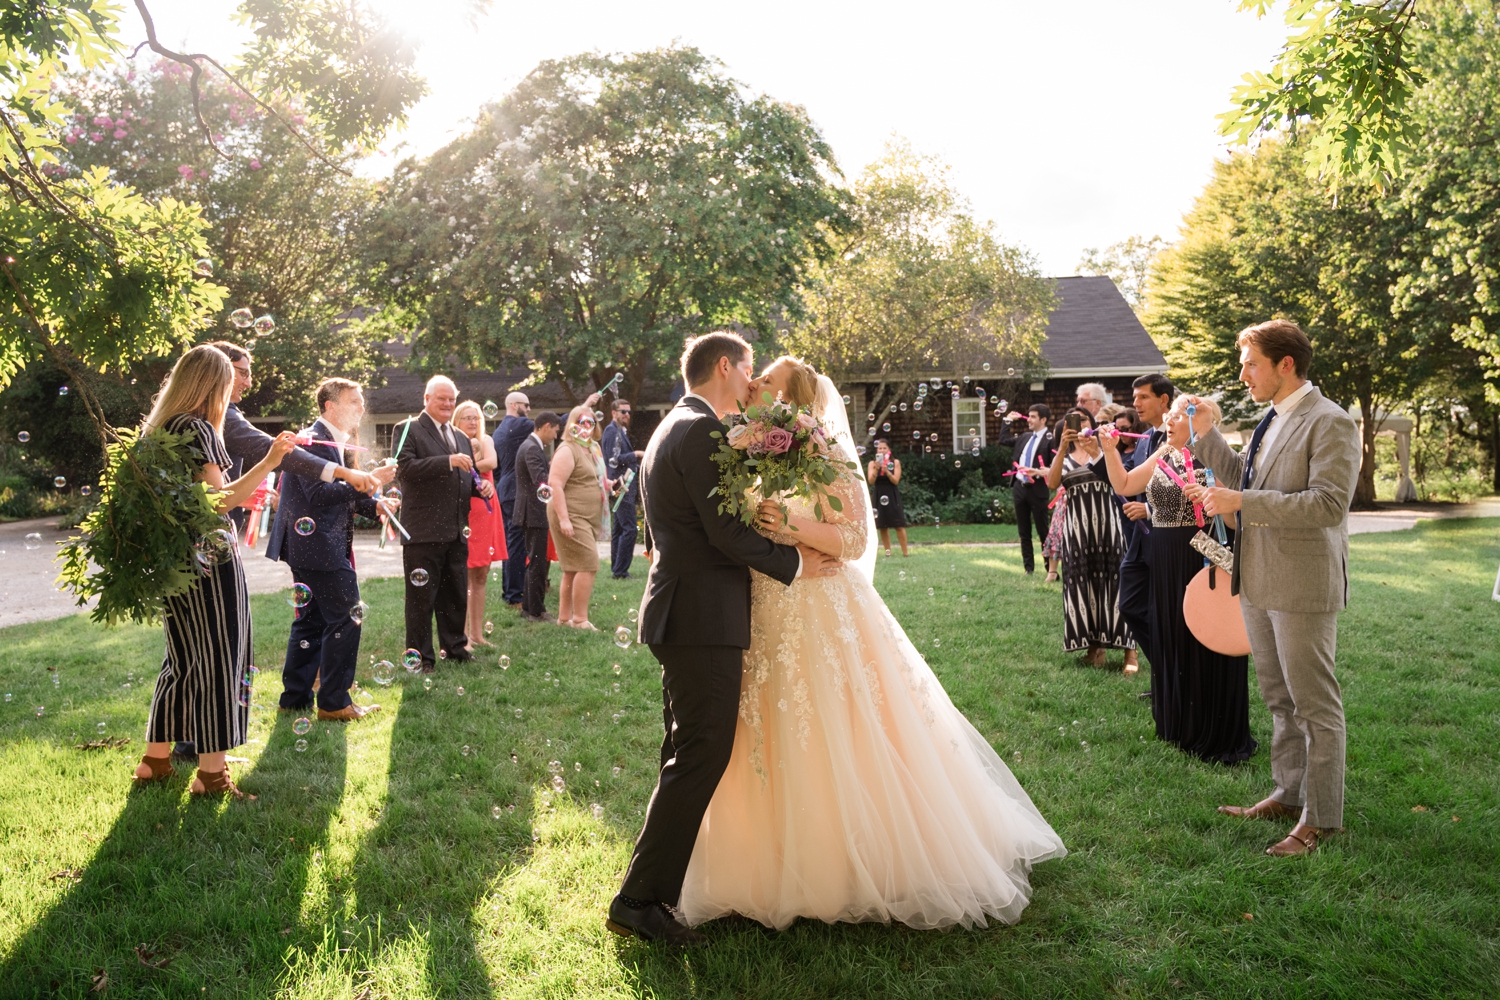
[134,0,1288,276]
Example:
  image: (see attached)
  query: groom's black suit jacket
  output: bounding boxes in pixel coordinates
[638,396,800,648]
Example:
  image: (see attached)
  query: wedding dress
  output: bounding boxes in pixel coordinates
[677,378,1067,930]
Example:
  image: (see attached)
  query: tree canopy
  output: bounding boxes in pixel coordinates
[363,46,850,405]
[1076,235,1166,314]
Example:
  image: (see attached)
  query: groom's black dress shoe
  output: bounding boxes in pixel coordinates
[605,895,706,947]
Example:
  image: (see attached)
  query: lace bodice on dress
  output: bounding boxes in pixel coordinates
[757,451,869,562]
[1146,449,1209,528]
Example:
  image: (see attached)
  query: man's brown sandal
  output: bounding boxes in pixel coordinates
[133,755,175,786]
[1218,797,1300,821]
[1266,828,1322,857]
[191,768,254,801]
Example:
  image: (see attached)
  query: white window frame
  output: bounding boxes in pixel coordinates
[952,398,985,453]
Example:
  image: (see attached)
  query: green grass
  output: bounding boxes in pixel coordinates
[900,521,1018,545]
[1,520,1497,999]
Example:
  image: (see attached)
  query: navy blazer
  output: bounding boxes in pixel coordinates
[492,413,534,505]
[1119,426,1162,561]
[266,419,378,572]
[224,402,332,531]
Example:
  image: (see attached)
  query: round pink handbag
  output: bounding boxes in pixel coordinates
[1184,564,1251,656]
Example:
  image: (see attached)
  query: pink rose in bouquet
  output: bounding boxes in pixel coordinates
[795,412,818,431]
[726,423,753,450]
[764,427,795,455]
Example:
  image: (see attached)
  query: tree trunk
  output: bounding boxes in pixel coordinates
[1492,412,1499,494]
[1354,389,1378,509]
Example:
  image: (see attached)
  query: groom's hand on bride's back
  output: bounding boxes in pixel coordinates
[797,544,841,577]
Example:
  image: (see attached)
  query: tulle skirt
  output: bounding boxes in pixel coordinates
[678,568,1067,930]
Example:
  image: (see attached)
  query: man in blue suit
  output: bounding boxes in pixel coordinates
[1117,374,1173,693]
[491,391,533,607]
[601,398,643,579]
[267,378,395,721]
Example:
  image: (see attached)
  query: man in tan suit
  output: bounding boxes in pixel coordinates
[1184,320,1361,857]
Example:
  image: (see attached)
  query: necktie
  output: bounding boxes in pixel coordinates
[1020,433,1040,483]
[1241,407,1277,489]
[441,422,455,453]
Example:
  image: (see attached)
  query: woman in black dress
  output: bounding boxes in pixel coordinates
[1097,396,1256,763]
[866,438,908,557]
[1046,409,1134,666]
[132,345,297,798]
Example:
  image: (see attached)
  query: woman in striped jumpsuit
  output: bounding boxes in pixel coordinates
[133,345,297,798]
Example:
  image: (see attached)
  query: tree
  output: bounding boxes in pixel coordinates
[55,60,389,422]
[782,140,1053,442]
[1075,235,1167,314]
[1145,138,1441,507]
[362,46,849,404]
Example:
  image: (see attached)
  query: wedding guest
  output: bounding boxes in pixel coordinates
[866,439,909,557]
[1075,382,1109,419]
[1096,402,1124,425]
[268,378,392,722]
[394,375,493,670]
[492,391,533,609]
[997,404,1054,575]
[1040,479,1065,582]
[455,400,505,647]
[1116,375,1174,684]
[513,411,561,621]
[602,398,643,579]
[1114,406,1145,436]
[548,404,610,629]
[1185,319,1361,857]
[1046,408,1133,667]
[1100,395,1256,763]
[133,345,296,799]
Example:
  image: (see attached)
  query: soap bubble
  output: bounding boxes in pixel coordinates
[612,663,621,674]
[229,307,254,328]
[492,805,502,819]
[954,460,962,468]
[544,671,551,680]
[252,314,275,336]
[461,526,471,539]
[880,495,890,506]
[882,422,891,432]
[349,601,369,625]
[484,620,494,635]
[402,648,422,670]
[842,395,850,405]
[456,686,465,696]
[294,517,316,536]
[97,721,107,734]
[913,431,921,439]
[514,708,523,718]
[482,400,499,420]
[194,258,213,276]
[899,402,908,412]
[536,484,553,503]
[929,432,938,442]
[194,528,236,569]
[612,713,621,724]
[613,626,631,648]
[300,639,311,650]
[1007,368,1016,376]
[627,608,637,622]
[898,570,906,580]
[970,446,980,457]
[295,739,308,752]
[237,676,253,706]
[53,476,67,488]
[23,532,41,550]
[913,401,922,411]
[58,386,69,396]
[933,638,941,646]
[409,568,430,587]
[927,587,935,596]
[551,775,565,792]
[856,446,866,456]
[982,363,991,371]
[288,583,312,608]
[424,676,433,691]
[866,412,875,422]
[16,431,28,443]
[591,802,604,819]
[612,682,621,693]
[372,660,395,685]
[498,654,510,670]
[80,485,92,496]
[293,717,311,735]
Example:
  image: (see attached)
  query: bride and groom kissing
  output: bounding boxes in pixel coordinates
[605,332,1066,947]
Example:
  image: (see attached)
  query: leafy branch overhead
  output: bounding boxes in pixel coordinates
[1224,1,1424,183]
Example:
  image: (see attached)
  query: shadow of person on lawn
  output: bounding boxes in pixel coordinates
[0,709,349,996]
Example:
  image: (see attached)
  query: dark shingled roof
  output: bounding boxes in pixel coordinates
[1040,275,1166,374]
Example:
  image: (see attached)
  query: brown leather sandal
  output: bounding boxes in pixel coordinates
[1266,828,1320,857]
[191,768,254,801]
[133,755,175,786]
[1218,797,1300,821]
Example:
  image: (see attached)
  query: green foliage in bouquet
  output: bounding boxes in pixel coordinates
[708,393,858,528]
[58,425,225,626]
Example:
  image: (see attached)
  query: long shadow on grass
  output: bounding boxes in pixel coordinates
[0,710,348,997]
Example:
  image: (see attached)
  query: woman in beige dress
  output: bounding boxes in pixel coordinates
[546,404,610,629]
[676,356,1066,931]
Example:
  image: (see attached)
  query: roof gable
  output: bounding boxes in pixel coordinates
[1041,275,1166,374]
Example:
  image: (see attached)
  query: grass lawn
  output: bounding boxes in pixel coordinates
[0,519,1496,999]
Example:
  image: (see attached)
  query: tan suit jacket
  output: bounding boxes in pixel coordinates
[1190,387,1361,613]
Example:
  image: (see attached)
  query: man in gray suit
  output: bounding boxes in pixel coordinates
[1184,320,1360,858]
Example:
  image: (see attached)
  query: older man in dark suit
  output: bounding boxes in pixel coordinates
[394,375,494,670]
[491,391,533,607]
[512,410,561,621]
[267,378,394,720]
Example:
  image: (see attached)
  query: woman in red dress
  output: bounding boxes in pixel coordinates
[454,401,506,648]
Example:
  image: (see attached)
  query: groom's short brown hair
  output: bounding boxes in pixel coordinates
[1238,319,1313,379]
[681,331,751,390]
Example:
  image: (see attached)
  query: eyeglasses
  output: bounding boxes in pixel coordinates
[618,410,631,416]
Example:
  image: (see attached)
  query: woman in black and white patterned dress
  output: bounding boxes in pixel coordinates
[132,346,296,799]
[1046,408,1134,666]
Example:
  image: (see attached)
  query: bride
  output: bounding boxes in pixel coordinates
[676,356,1067,930]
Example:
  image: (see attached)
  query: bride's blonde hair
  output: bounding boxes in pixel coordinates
[768,355,819,407]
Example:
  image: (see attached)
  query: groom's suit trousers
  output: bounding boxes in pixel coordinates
[1241,600,1344,829]
[621,643,743,906]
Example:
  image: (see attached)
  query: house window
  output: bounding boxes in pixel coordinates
[953,399,985,453]
[375,422,398,457]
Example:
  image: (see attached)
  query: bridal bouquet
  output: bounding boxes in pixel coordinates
[708,393,857,527]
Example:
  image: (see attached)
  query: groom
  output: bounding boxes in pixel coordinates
[607,331,840,946]
[1185,320,1360,858]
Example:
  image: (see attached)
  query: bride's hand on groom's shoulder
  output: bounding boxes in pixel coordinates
[797,544,841,577]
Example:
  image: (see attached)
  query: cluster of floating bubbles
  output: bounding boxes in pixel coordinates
[409,568,430,587]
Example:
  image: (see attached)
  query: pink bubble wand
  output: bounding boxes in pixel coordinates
[1156,457,1204,528]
